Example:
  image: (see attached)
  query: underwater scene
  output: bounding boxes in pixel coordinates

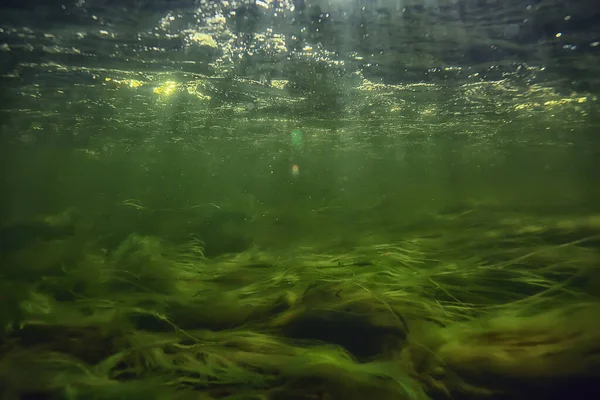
[1,0,600,399]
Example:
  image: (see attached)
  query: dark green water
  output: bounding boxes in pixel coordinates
[2,111,599,254]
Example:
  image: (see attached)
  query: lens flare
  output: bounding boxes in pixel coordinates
[291,164,300,177]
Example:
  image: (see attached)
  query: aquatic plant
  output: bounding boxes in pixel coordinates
[2,204,599,399]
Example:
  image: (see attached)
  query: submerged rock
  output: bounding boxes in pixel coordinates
[272,281,409,360]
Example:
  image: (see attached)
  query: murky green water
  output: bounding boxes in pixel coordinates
[1,1,600,399]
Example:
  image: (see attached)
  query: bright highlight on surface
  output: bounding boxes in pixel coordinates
[153,81,178,96]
